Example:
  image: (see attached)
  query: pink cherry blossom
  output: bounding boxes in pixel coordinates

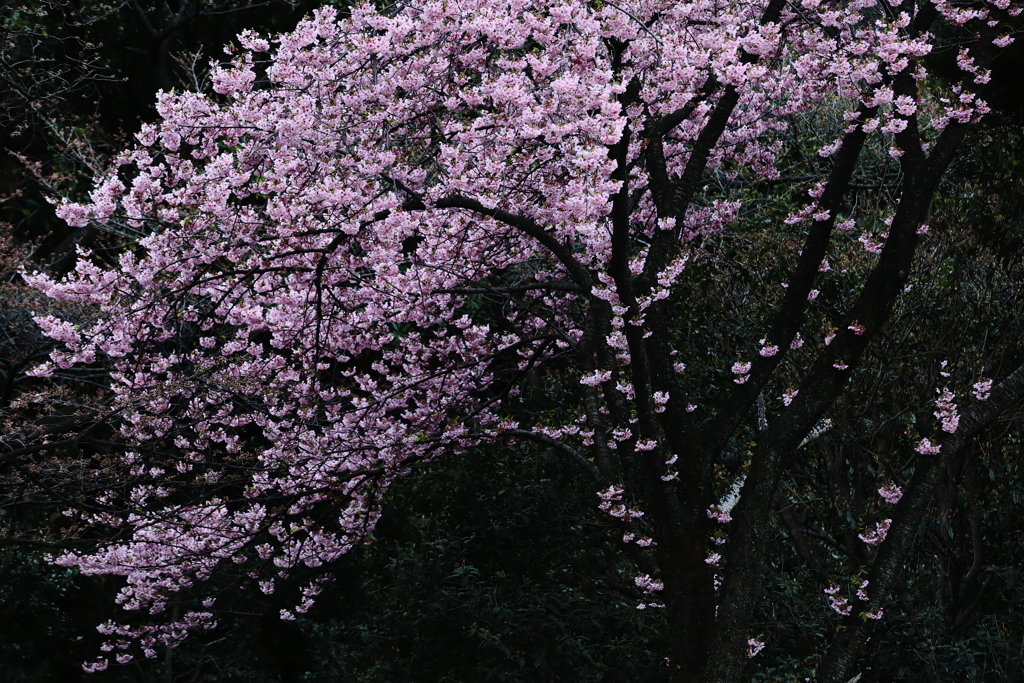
[859,519,891,546]
[934,388,959,433]
[973,378,993,401]
[878,484,903,504]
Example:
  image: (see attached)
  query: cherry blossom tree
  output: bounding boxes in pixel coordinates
[21,0,1024,681]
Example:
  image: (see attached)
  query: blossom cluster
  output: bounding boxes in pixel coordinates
[878,483,903,505]
[858,518,891,547]
[934,388,959,433]
[973,378,993,401]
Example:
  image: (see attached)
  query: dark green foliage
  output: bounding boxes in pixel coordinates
[0,552,124,683]
[295,446,667,683]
